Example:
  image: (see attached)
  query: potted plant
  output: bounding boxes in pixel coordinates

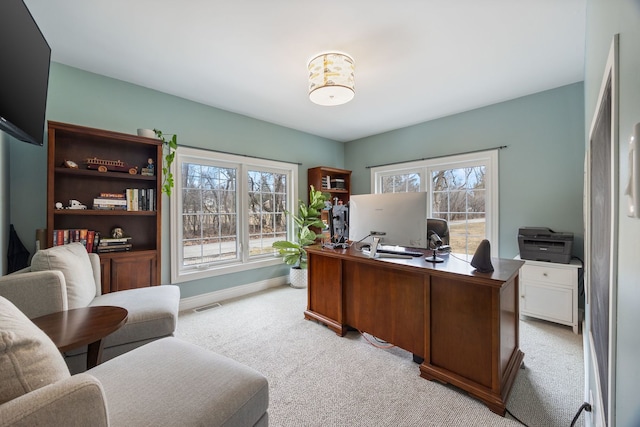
[273,185,327,288]
[153,129,178,196]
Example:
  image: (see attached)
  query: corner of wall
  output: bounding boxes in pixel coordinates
[0,132,10,275]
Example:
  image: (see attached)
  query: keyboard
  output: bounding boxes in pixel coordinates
[361,249,411,259]
[362,244,423,257]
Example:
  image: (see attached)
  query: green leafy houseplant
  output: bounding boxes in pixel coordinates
[272,186,327,269]
[153,129,178,196]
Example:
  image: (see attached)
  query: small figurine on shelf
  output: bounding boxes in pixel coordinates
[141,158,155,176]
[111,227,124,239]
[67,199,87,210]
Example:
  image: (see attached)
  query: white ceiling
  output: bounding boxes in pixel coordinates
[24,0,586,142]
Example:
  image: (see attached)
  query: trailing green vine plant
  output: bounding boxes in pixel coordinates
[153,129,178,196]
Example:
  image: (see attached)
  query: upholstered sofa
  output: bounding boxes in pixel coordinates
[0,243,179,373]
[0,296,269,426]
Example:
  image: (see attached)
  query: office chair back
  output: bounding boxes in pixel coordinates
[427,218,449,245]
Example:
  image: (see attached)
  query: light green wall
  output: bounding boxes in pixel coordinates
[344,83,585,259]
[6,65,585,294]
[585,1,640,425]
[8,63,345,298]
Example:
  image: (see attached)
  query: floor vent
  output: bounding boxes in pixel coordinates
[193,302,221,313]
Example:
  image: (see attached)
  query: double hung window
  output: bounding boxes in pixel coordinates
[171,147,296,283]
[372,150,498,258]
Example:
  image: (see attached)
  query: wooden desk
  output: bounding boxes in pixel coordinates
[305,246,525,416]
[32,306,128,369]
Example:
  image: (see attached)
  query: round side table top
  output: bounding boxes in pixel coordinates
[32,306,128,353]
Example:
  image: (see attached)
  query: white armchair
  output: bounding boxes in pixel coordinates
[0,243,180,373]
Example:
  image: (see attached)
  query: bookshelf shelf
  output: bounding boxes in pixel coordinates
[53,210,157,216]
[54,167,157,181]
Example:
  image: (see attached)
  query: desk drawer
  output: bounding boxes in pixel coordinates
[521,263,573,286]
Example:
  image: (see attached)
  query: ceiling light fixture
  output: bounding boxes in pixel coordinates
[308,52,355,106]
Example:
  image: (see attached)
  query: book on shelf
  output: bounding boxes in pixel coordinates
[125,188,155,211]
[93,198,127,205]
[93,198,127,210]
[96,243,132,253]
[322,175,331,189]
[86,230,96,253]
[98,236,132,246]
[93,192,128,210]
[99,192,125,199]
[93,204,127,210]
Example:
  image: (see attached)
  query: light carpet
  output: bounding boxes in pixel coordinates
[176,285,584,427]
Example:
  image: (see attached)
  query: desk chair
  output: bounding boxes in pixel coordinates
[427,218,449,247]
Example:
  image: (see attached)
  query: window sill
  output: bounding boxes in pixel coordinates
[170,256,285,284]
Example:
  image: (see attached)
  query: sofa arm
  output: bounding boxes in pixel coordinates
[0,271,68,319]
[0,374,108,427]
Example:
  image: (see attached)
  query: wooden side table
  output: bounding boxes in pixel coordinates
[32,306,128,369]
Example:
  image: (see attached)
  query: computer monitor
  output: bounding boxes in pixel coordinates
[349,192,428,249]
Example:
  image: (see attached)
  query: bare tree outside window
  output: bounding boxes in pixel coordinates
[380,173,421,193]
[375,151,496,258]
[171,147,296,282]
[432,166,486,256]
[248,170,287,256]
[182,163,238,266]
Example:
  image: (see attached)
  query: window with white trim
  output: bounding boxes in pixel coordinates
[372,150,499,258]
[170,147,296,283]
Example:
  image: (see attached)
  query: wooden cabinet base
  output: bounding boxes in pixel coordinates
[420,349,524,416]
[100,251,158,293]
[304,310,346,336]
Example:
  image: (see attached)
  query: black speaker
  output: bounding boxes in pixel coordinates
[471,239,494,273]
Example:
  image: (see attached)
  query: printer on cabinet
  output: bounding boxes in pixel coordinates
[517,227,573,264]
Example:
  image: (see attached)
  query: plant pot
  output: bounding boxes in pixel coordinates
[289,267,308,289]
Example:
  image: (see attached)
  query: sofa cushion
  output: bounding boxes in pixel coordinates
[88,337,269,427]
[90,285,180,348]
[0,296,70,404]
[31,242,96,309]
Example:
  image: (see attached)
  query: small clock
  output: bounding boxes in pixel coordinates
[64,160,79,169]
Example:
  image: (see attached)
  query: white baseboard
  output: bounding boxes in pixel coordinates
[178,275,289,312]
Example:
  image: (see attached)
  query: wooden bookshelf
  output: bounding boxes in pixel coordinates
[46,121,162,293]
[307,166,351,205]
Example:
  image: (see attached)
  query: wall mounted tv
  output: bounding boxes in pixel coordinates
[0,0,51,146]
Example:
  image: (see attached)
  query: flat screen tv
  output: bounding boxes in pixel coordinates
[0,0,51,146]
[349,192,428,249]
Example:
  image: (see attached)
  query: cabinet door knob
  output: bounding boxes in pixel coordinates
[543,272,548,277]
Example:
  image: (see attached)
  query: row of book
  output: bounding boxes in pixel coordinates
[52,229,98,252]
[321,175,346,190]
[92,189,155,211]
[52,229,133,253]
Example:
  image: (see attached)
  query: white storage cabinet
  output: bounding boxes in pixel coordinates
[516,256,582,334]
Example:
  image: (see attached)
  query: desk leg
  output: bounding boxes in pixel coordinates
[86,339,104,369]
